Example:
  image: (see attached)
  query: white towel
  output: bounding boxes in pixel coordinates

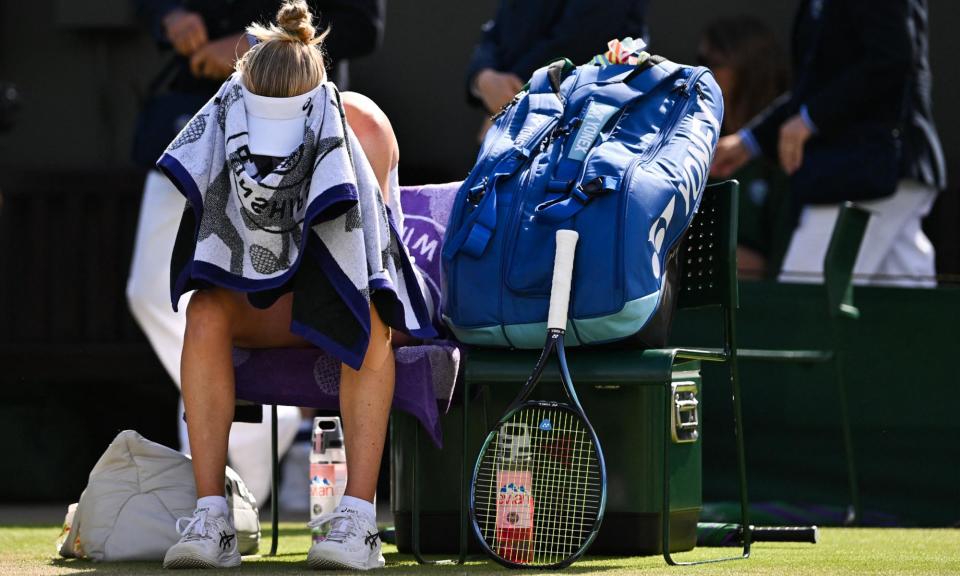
[158,74,435,369]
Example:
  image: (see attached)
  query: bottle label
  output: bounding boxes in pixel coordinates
[310,463,336,507]
[495,470,534,564]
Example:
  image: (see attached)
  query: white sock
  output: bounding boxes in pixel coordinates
[339,495,375,521]
[197,495,229,518]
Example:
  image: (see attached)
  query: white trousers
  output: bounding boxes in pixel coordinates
[779,180,937,288]
[126,170,300,504]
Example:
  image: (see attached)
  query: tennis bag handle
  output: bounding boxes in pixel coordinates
[442,65,567,260]
[532,64,703,225]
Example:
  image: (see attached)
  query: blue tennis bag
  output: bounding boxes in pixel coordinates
[442,56,723,348]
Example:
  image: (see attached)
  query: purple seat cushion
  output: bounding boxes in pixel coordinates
[234,183,463,447]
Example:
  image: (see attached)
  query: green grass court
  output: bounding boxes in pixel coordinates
[2,524,957,575]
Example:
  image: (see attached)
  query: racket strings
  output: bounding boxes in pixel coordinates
[474,405,602,567]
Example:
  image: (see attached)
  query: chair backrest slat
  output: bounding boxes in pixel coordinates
[677,180,739,311]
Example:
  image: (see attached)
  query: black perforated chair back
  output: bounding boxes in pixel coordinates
[676,180,739,311]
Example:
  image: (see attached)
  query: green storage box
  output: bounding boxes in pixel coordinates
[391,349,702,556]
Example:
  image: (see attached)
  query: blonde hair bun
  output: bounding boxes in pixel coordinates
[237,0,329,97]
[246,0,328,46]
[277,1,317,44]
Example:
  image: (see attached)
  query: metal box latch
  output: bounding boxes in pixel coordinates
[671,381,699,443]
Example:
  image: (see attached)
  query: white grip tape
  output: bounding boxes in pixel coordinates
[548,230,579,331]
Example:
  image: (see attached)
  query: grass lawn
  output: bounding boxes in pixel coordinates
[1,524,957,575]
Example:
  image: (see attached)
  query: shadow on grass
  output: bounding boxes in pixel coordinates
[47,526,625,574]
[51,553,627,574]
[379,551,628,573]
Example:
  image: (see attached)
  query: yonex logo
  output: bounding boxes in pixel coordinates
[648,103,720,279]
[539,419,553,431]
[568,102,619,162]
[515,115,548,149]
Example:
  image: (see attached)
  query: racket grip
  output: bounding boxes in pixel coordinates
[548,230,579,331]
[696,523,819,546]
[751,525,820,544]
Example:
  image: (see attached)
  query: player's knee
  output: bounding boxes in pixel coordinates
[185,289,232,337]
[361,321,392,372]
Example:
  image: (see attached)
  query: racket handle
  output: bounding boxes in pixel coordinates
[548,230,579,331]
[751,525,819,544]
[696,523,819,546]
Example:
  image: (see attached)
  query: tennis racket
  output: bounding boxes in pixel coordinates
[470,229,607,569]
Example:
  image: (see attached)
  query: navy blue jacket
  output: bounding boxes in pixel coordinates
[135,0,384,92]
[132,0,383,166]
[746,0,946,193]
[465,0,649,107]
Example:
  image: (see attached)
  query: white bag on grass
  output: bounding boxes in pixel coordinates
[57,429,260,561]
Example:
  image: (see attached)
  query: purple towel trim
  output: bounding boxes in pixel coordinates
[157,152,358,309]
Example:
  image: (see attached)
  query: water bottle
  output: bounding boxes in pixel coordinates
[310,416,347,543]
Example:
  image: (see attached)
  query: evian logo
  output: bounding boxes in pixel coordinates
[648,103,720,279]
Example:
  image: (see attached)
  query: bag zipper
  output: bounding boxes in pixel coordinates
[634,68,707,167]
[619,69,706,305]
[477,101,521,161]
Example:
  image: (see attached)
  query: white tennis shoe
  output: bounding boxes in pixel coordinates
[163,507,241,569]
[307,504,384,570]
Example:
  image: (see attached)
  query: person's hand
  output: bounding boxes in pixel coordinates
[163,9,208,56]
[778,114,813,175]
[711,133,751,178]
[190,34,251,80]
[475,69,524,114]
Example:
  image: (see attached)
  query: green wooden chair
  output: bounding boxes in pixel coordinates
[734,201,870,525]
[821,203,871,525]
[655,179,752,564]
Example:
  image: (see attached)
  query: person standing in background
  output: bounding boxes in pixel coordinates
[126,0,384,506]
[699,16,792,278]
[711,0,946,287]
[465,0,649,124]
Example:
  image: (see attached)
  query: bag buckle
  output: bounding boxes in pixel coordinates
[467,177,488,206]
[571,177,607,204]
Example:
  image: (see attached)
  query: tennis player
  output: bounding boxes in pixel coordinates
[159,1,432,570]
